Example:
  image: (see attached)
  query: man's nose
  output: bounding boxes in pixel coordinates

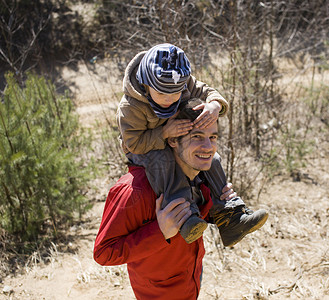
[201,138,213,149]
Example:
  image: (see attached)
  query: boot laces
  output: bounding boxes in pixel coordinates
[244,207,254,215]
[213,209,235,227]
[214,206,254,228]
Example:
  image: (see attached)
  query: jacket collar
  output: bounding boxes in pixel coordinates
[123,51,149,104]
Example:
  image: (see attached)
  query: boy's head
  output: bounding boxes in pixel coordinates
[136,43,191,94]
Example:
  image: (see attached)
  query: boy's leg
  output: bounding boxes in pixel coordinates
[204,153,245,211]
[127,147,207,244]
[204,153,268,247]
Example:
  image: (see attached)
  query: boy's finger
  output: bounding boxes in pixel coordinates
[177,122,193,130]
[194,117,206,128]
[192,103,205,111]
[175,119,193,126]
[178,123,193,132]
[199,116,217,129]
[193,111,209,125]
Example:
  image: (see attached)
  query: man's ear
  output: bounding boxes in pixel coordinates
[167,137,178,148]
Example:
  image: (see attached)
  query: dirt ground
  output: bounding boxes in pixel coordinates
[1,60,329,300]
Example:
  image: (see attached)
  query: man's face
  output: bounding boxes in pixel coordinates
[171,122,218,180]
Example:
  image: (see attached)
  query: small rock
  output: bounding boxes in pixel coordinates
[3,285,13,294]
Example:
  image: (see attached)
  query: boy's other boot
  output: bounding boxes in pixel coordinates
[180,214,208,244]
[213,206,268,247]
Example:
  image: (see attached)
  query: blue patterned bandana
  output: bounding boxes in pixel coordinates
[147,94,182,119]
[136,43,191,94]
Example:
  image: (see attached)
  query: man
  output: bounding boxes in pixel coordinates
[93,98,267,299]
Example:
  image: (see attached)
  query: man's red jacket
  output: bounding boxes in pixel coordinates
[93,166,213,300]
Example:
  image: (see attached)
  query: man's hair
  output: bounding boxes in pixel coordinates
[176,98,204,122]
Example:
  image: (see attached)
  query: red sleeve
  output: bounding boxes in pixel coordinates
[93,180,169,266]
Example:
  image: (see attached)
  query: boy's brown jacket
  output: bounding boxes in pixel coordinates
[117,51,229,155]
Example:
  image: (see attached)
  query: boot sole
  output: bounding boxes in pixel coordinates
[224,212,269,247]
[180,221,208,244]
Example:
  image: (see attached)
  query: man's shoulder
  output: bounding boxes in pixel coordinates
[108,166,156,207]
[116,166,153,193]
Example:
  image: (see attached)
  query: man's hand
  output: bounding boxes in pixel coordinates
[220,183,237,201]
[156,194,192,240]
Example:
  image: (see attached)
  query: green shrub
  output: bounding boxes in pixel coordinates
[0,73,90,241]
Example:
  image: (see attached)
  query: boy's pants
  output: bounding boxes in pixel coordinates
[126,146,245,217]
[127,146,245,215]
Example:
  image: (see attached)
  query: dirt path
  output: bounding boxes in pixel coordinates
[2,164,328,299]
[1,61,329,300]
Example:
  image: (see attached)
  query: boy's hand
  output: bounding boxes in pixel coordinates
[220,183,237,201]
[156,194,192,240]
[162,117,193,139]
[193,101,221,129]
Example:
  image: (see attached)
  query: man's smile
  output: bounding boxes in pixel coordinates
[195,153,213,159]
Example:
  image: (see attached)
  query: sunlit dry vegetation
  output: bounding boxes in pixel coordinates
[0,0,328,299]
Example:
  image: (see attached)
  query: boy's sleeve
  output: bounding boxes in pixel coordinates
[93,183,169,266]
[187,75,229,117]
[117,99,166,154]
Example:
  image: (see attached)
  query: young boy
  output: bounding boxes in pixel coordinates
[116,43,268,246]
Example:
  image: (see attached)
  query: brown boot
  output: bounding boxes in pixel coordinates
[179,214,208,244]
[213,206,268,247]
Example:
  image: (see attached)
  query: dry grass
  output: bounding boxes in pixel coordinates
[0,57,328,300]
[199,172,329,299]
